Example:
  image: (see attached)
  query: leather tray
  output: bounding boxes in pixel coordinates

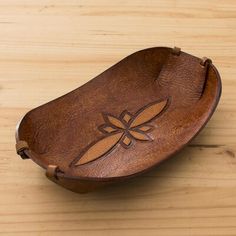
[15,47,221,193]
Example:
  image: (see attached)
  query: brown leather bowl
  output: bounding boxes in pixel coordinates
[15,47,221,193]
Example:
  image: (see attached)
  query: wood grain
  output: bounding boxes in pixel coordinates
[0,0,236,235]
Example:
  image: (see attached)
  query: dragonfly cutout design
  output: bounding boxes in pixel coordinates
[72,98,169,166]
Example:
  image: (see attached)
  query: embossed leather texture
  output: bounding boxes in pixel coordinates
[15,47,222,193]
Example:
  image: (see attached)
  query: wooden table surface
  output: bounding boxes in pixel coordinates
[1,1,236,235]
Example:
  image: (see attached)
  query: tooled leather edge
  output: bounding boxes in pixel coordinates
[199,57,213,98]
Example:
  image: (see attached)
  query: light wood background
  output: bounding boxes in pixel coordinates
[0,1,236,235]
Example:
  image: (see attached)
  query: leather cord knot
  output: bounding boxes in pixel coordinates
[172,46,181,56]
[46,165,62,181]
[15,140,29,159]
[200,57,212,67]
